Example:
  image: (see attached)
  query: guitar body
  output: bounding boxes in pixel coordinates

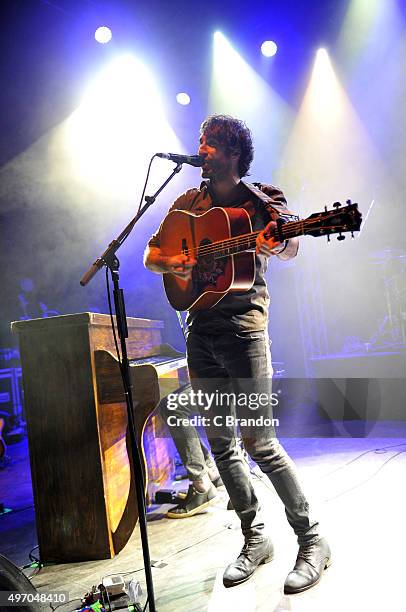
[161,207,255,311]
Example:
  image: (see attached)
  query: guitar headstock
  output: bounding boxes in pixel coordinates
[304,200,362,241]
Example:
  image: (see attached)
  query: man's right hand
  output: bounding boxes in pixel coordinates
[144,246,196,279]
[164,254,196,280]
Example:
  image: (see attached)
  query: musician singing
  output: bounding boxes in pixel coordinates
[144,114,330,594]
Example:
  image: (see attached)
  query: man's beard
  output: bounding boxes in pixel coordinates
[202,158,232,181]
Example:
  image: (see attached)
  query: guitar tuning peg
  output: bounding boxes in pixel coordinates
[351,231,354,238]
[327,234,330,242]
[346,199,352,205]
[337,233,345,241]
[333,202,341,209]
[324,205,328,212]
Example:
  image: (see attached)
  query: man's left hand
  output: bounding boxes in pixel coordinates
[256,221,283,257]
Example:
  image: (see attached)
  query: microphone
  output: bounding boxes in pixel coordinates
[156,153,205,167]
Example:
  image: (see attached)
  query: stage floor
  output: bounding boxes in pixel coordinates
[1,434,405,611]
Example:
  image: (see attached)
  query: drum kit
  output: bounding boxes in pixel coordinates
[369,248,406,349]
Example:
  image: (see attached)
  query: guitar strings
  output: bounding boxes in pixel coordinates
[186,228,305,257]
[195,222,306,256]
[183,219,307,258]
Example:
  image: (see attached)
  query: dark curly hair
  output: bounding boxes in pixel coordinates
[199,114,254,178]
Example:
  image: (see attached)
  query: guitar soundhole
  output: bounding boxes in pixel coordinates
[192,238,227,291]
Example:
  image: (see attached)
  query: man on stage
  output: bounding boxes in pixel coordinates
[144,114,330,594]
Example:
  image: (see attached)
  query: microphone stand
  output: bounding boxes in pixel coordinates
[80,162,183,612]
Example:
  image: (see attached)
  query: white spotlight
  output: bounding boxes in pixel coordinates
[261,40,277,57]
[95,26,112,44]
[309,48,341,123]
[66,54,181,199]
[176,92,191,105]
[316,48,329,60]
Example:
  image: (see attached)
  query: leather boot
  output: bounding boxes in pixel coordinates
[284,537,331,594]
[223,536,274,588]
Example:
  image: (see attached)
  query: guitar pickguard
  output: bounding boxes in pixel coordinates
[192,238,227,293]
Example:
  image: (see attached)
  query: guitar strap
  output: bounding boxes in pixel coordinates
[242,181,299,223]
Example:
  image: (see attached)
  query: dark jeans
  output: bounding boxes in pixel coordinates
[159,389,216,481]
[186,329,320,545]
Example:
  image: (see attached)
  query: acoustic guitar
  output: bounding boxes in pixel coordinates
[160,201,362,311]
